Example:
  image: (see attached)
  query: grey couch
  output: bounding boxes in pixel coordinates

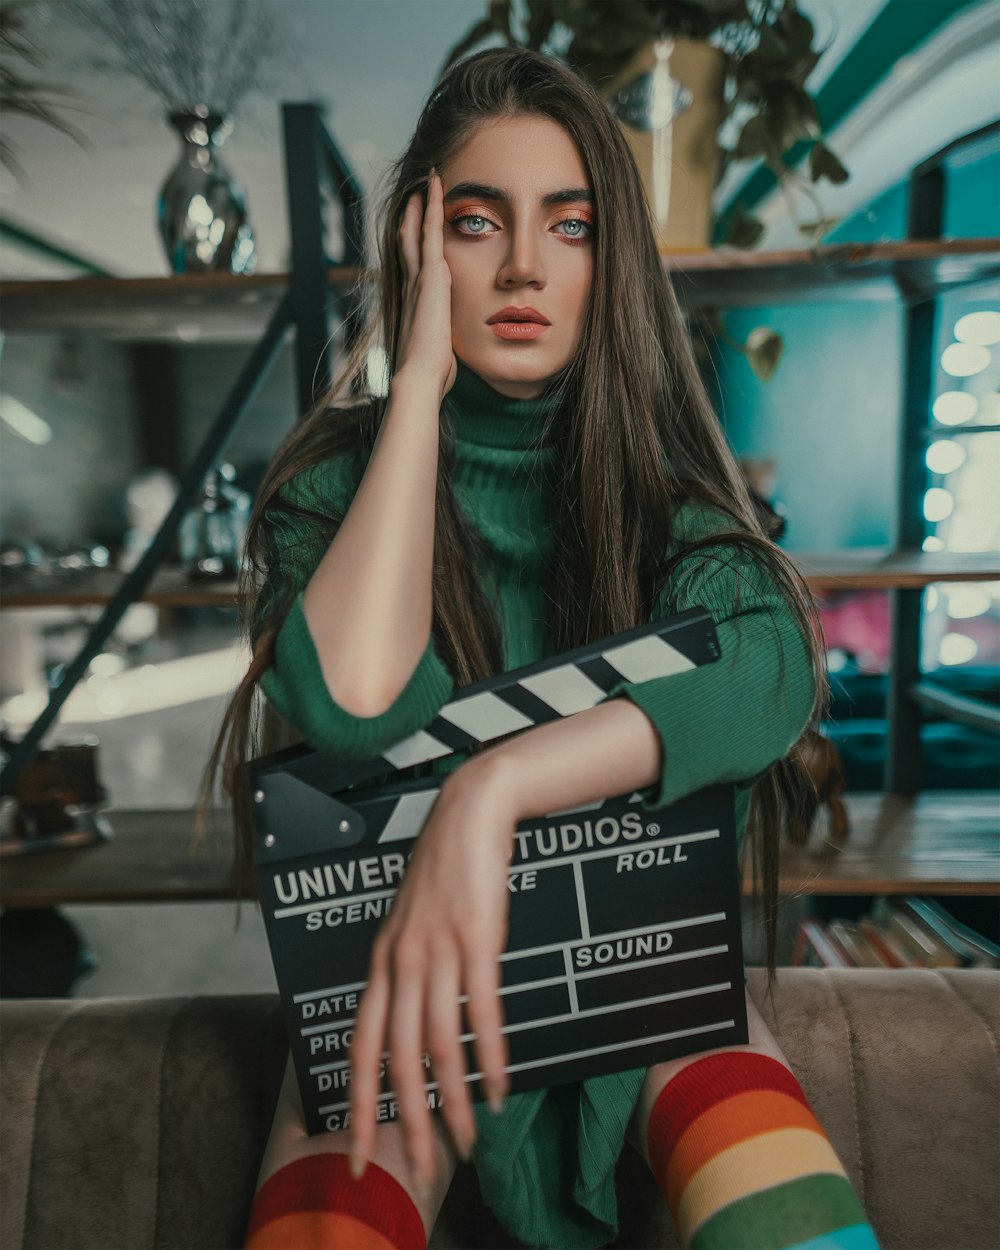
[2,968,997,1250]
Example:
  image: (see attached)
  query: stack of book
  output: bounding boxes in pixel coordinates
[793,897,1000,969]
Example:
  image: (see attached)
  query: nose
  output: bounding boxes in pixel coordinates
[497,223,545,288]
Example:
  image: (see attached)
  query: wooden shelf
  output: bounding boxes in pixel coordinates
[759,791,1000,897]
[667,237,1000,309]
[2,240,996,342]
[0,268,361,344]
[0,809,241,906]
[1,792,995,908]
[3,549,997,610]
[792,548,1000,594]
[0,566,238,609]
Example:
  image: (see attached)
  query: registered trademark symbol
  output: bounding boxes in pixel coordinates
[647,822,660,835]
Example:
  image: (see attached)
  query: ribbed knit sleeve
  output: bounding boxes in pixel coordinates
[603,508,816,811]
[257,456,455,758]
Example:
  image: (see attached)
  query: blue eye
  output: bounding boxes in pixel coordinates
[450,212,497,237]
[556,218,593,239]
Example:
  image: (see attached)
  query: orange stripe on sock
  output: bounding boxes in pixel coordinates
[666,1089,825,1210]
[678,1126,849,1243]
[246,1210,397,1250]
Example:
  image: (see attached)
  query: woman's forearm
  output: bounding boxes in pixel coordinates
[301,368,441,717]
[459,696,663,821]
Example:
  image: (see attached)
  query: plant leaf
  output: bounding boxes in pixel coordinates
[490,0,514,42]
[525,0,559,49]
[718,201,766,248]
[745,325,783,380]
[795,215,841,245]
[734,114,771,161]
[784,7,815,59]
[764,82,818,149]
[808,140,849,185]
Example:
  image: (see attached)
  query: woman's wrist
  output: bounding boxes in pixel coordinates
[390,364,448,409]
[444,748,523,829]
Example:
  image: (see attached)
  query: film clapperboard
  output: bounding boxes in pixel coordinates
[251,606,748,1135]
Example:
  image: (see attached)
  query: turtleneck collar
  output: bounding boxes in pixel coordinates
[445,358,560,451]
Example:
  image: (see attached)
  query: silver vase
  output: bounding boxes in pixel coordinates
[157,106,257,275]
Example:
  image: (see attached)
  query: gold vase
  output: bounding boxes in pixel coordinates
[603,38,727,253]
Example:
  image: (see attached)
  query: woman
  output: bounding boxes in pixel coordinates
[216,46,879,1250]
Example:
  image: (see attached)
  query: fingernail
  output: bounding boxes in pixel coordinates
[456,1132,476,1163]
[348,1146,367,1180]
[485,1081,505,1115]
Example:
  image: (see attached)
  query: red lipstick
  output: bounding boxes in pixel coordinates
[487,305,551,341]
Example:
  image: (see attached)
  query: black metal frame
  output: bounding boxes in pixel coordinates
[282,103,366,413]
[887,119,1000,791]
[0,103,366,795]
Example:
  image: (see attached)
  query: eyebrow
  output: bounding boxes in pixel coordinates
[443,181,594,207]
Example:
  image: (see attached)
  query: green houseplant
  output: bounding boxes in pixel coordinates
[444,0,848,249]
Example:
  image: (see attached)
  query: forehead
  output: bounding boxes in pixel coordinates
[444,114,590,193]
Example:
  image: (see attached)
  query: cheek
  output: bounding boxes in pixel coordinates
[568,266,594,330]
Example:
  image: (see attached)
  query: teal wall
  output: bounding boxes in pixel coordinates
[942,126,1000,239]
[716,133,1000,554]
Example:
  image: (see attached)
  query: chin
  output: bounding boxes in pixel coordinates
[482,366,554,399]
[467,344,568,395]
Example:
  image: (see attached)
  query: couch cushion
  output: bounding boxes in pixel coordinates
[1,970,997,1250]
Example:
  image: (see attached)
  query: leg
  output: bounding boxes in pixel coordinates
[245,1055,457,1249]
[629,993,880,1250]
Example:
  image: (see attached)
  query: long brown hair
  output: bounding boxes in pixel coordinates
[205,47,827,971]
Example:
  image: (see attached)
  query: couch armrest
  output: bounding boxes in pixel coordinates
[0,995,288,1250]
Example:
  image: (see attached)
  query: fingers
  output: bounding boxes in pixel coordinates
[399,169,442,281]
[398,189,422,282]
[350,938,494,1187]
[426,951,477,1161]
[393,170,455,394]
[421,171,445,263]
[348,950,390,1177]
[347,790,514,1185]
[387,952,438,1186]
[463,939,510,1113]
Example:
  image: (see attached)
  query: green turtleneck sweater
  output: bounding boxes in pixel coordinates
[259,361,814,1250]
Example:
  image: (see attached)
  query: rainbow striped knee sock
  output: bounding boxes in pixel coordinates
[244,1153,426,1250]
[647,1051,881,1250]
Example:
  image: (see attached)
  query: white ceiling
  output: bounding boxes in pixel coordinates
[0,0,994,280]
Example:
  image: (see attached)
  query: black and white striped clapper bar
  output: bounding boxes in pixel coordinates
[251,606,748,1135]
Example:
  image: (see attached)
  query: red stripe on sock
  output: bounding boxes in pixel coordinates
[245,1154,426,1250]
[648,1052,809,1179]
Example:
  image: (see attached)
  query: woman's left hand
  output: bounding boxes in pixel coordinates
[348,755,516,1185]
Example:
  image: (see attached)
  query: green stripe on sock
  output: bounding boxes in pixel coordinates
[690,1173,867,1250]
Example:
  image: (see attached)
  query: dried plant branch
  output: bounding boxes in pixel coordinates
[0,1,89,179]
[63,0,284,115]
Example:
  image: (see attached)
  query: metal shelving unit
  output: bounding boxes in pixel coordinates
[1,115,996,893]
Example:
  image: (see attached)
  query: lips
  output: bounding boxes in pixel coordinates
[486,306,551,325]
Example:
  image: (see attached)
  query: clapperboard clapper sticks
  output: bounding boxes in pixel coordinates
[251,606,748,1136]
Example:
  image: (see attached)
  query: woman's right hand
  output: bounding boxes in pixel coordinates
[395,171,457,402]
